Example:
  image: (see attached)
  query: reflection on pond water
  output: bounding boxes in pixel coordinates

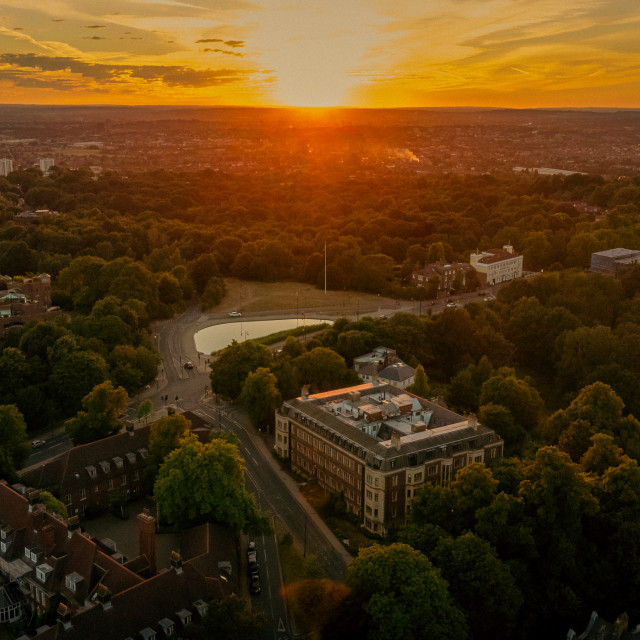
[194,318,332,354]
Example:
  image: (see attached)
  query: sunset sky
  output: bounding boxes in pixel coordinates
[0,0,638,108]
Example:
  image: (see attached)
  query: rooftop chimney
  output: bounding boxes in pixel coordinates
[390,431,401,452]
[27,489,40,512]
[42,523,56,555]
[137,509,157,576]
[301,385,310,400]
[467,414,478,431]
[95,584,112,610]
[614,613,629,639]
[67,515,80,539]
[170,550,183,575]
[57,603,72,630]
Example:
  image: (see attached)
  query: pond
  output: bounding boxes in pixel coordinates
[194,318,332,354]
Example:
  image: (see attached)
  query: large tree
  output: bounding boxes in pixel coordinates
[154,433,270,533]
[431,532,523,640]
[209,339,273,400]
[144,413,192,488]
[240,367,282,430]
[65,380,128,445]
[345,543,467,640]
[0,404,29,480]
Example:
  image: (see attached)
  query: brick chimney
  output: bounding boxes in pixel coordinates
[42,523,56,555]
[390,431,401,451]
[27,489,40,512]
[67,515,80,539]
[614,612,629,638]
[137,509,157,576]
[95,584,112,610]
[301,385,310,400]
[57,603,72,630]
[170,550,183,575]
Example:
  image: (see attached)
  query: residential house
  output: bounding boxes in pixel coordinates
[354,347,415,389]
[411,261,476,294]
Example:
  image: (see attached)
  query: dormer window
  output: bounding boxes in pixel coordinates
[113,456,124,469]
[65,572,84,592]
[176,610,192,627]
[0,541,7,553]
[140,628,156,640]
[193,600,208,618]
[99,460,110,473]
[138,448,148,459]
[86,466,97,478]
[126,452,137,464]
[158,618,174,636]
[36,563,53,583]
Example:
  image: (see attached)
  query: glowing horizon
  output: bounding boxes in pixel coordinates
[0,1,638,109]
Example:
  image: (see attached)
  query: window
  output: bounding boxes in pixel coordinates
[392,491,398,502]
[407,489,412,498]
[121,475,128,485]
[80,489,87,501]
[374,493,379,502]
[64,494,71,504]
[414,472,423,482]
[392,475,398,486]
[108,479,114,490]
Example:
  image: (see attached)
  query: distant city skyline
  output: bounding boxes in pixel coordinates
[0,0,638,108]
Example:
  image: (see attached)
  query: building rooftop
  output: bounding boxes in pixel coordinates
[282,383,495,471]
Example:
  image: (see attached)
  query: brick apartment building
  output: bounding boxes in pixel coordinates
[20,411,211,520]
[275,383,503,536]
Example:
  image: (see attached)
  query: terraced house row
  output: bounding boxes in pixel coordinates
[275,382,504,536]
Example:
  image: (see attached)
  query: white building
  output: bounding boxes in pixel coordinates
[470,244,523,286]
[39,158,55,174]
[0,158,13,176]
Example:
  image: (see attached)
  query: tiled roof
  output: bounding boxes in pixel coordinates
[379,363,415,382]
[21,427,151,494]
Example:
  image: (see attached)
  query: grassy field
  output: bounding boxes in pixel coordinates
[218,278,405,318]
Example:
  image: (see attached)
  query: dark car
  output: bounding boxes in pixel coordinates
[250,574,261,595]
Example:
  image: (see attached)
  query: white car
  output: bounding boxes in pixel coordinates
[31,440,46,448]
[229,311,242,317]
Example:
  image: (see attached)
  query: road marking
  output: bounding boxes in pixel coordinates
[277,618,286,633]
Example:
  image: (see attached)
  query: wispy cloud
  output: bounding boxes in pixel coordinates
[0,53,253,88]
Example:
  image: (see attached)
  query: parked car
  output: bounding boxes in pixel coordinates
[183,361,194,369]
[446,302,459,308]
[229,311,242,317]
[248,541,258,574]
[31,440,46,448]
[250,573,261,594]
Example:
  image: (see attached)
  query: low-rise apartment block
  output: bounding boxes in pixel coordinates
[275,383,503,536]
